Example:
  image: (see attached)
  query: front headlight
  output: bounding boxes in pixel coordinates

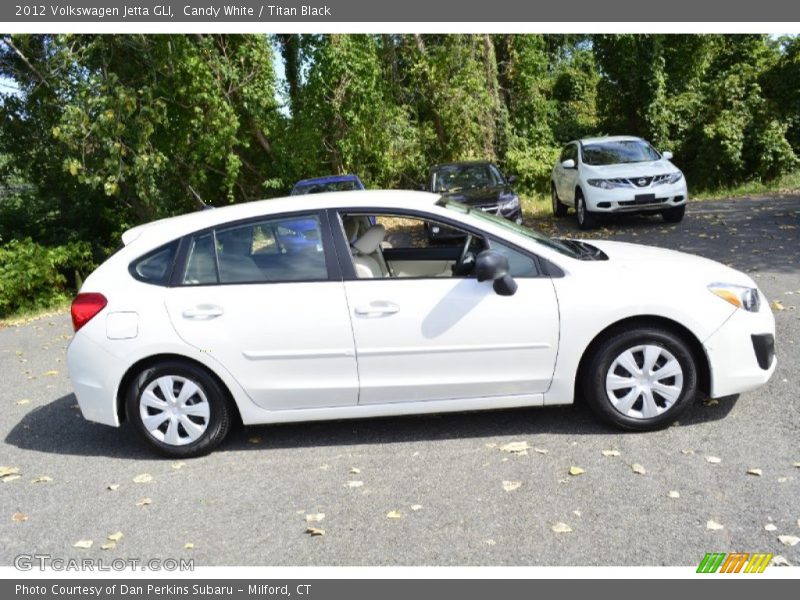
[587,178,630,190]
[708,283,761,312]
[667,171,684,184]
[499,196,520,211]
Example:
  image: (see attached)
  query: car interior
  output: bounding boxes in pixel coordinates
[340,213,484,279]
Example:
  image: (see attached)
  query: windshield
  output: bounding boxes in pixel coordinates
[440,199,580,259]
[292,180,362,195]
[432,164,495,193]
[581,140,661,166]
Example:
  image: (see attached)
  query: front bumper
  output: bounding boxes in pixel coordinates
[584,181,688,213]
[703,302,776,398]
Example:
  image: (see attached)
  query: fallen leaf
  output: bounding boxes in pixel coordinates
[132,473,153,484]
[771,555,791,567]
[107,484,120,491]
[703,398,719,407]
[16,399,31,406]
[184,542,194,550]
[43,370,59,376]
[502,481,521,492]
[135,497,152,507]
[484,539,496,546]
[73,539,93,549]
[601,449,621,457]
[705,456,722,464]
[706,520,724,531]
[247,436,261,444]
[101,542,116,551]
[0,466,20,479]
[631,463,646,475]
[305,513,325,523]
[2,475,20,483]
[778,535,800,546]
[569,466,585,476]
[573,510,582,517]
[765,523,778,531]
[533,447,549,455]
[171,462,187,470]
[551,522,573,533]
[410,504,423,511]
[31,476,52,484]
[771,300,785,312]
[793,461,800,468]
[747,468,763,476]
[107,532,123,542]
[681,449,695,455]
[318,464,330,471]
[12,512,28,522]
[346,481,363,488]
[386,510,403,519]
[305,527,325,536]
[350,467,361,474]
[500,441,530,455]
[668,490,680,499]
[778,477,789,483]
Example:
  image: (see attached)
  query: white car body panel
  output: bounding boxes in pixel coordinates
[66,190,775,433]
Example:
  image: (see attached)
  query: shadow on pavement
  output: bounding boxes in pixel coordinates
[4,390,740,458]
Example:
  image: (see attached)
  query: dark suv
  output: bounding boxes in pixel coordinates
[425,161,521,239]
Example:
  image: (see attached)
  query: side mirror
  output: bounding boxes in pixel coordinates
[507,175,518,184]
[662,151,673,160]
[561,159,576,169]
[475,250,518,296]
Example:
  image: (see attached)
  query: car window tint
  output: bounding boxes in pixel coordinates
[490,240,538,277]
[183,234,218,285]
[489,165,505,186]
[131,241,178,285]
[215,215,328,284]
[374,215,464,249]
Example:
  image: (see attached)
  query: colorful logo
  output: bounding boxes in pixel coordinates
[697,552,773,573]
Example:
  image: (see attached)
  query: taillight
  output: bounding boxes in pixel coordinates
[71,293,108,332]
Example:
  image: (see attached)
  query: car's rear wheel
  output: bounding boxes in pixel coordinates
[126,361,232,457]
[662,204,686,223]
[575,190,598,230]
[551,183,568,217]
[582,327,698,431]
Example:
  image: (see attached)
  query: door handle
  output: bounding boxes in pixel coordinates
[182,305,224,320]
[354,301,400,317]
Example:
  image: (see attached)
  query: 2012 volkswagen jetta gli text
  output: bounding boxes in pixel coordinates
[66,191,776,457]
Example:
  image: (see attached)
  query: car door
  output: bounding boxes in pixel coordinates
[164,211,359,411]
[336,210,560,405]
[557,143,579,206]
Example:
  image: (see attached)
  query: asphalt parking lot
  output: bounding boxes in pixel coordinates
[1,196,798,567]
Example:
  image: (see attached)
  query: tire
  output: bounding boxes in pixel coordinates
[126,360,233,457]
[581,327,698,431]
[551,183,568,217]
[662,204,686,223]
[575,190,598,230]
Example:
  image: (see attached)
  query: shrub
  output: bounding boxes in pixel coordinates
[0,238,93,318]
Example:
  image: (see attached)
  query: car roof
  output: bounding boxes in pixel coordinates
[576,135,645,145]
[121,190,440,246]
[292,174,362,186]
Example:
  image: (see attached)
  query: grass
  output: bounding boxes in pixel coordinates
[0,299,71,329]
[686,169,800,200]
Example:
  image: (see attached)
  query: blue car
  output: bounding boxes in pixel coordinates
[290,174,365,195]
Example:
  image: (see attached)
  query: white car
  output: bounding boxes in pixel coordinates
[67,191,775,457]
[551,136,689,229]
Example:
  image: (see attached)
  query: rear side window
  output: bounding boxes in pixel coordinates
[178,214,330,286]
[130,241,179,286]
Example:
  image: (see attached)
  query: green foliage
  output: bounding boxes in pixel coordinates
[0,238,93,317]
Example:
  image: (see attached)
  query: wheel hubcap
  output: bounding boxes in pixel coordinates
[139,375,210,446]
[605,344,684,419]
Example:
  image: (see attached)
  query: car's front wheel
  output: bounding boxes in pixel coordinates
[662,204,686,223]
[126,360,233,457]
[551,183,568,217]
[575,190,598,230]
[582,327,698,431]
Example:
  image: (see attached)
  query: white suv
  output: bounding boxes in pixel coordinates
[551,136,688,229]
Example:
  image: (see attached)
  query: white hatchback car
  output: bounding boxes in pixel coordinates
[551,136,688,229]
[67,191,775,457]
